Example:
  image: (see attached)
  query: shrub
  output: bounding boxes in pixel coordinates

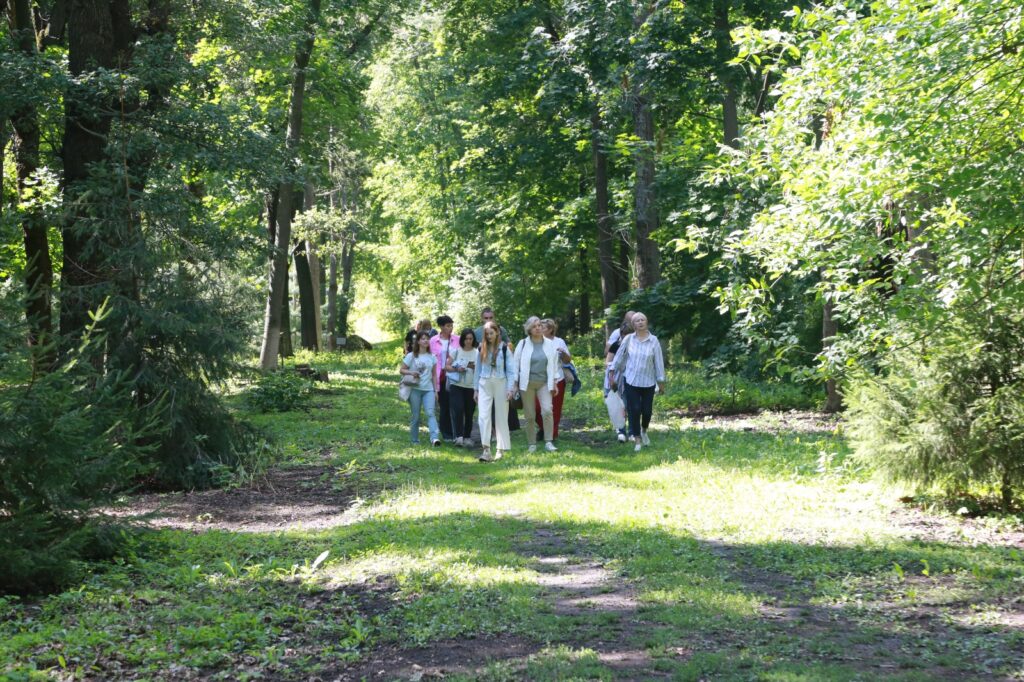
[245,370,313,412]
[0,308,157,594]
[847,314,1024,511]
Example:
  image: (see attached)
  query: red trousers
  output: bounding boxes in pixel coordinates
[535,378,566,439]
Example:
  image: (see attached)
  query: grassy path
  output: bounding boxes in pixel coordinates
[2,346,1022,681]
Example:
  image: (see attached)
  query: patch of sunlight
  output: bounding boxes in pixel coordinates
[641,582,761,618]
[322,550,536,589]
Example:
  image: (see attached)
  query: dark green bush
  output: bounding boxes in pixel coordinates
[847,313,1024,511]
[0,309,157,594]
[245,371,313,412]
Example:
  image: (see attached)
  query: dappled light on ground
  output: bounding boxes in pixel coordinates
[4,349,1022,680]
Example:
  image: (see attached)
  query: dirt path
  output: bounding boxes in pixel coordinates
[109,465,366,532]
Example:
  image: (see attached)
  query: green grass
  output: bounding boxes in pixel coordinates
[2,345,1021,681]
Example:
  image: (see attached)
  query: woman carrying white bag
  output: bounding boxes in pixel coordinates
[604,316,633,442]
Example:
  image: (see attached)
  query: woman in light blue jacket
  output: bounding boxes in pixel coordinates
[474,321,516,462]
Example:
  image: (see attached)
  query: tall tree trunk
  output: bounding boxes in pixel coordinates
[822,299,842,413]
[10,0,54,365]
[714,0,739,148]
[279,256,293,359]
[591,108,621,314]
[578,244,591,334]
[259,0,320,370]
[327,249,338,348]
[632,88,660,288]
[338,238,355,337]
[305,182,323,350]
[60,0,134,345]
[326,185,339,349]
[294,238,318,350]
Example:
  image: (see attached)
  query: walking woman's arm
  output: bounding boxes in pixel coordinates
[653,337,667,393]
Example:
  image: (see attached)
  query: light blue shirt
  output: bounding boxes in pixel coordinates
[475,344,515,393]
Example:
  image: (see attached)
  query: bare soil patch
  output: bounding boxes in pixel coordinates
[887,505,1024,549]
[109,465,365,532]
[672,409,841,434]
[328,636,539,681]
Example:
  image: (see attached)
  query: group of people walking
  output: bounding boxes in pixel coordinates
[399,307,665,461]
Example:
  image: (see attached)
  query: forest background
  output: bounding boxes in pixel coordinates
[2,0,1024,594]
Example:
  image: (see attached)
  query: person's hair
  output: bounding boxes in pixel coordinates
[411,330,431,357]
[632,312,648,326]
[479,321,502,363]
[541,318,557,336]
[416,318,432,331]
[523,315,541,335]
[458,328,477,349]
[481,306,494,315]
[404,328,417,354]
[437,314,453,327]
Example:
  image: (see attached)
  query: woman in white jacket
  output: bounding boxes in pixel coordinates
[514,316,559,453]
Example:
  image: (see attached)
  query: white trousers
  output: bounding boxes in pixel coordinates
[477,376,511,451]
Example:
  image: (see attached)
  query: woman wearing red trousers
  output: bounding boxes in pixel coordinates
[534,318,571,441]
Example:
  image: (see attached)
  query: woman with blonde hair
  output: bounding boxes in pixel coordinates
[534,318,571,441]
[609,312,666,452]
[474,321,515,462]
[514,316,559,453]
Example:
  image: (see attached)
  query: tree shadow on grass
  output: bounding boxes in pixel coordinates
[7,508,1021,680]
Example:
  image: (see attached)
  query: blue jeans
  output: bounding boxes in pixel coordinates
[409,388,439,443]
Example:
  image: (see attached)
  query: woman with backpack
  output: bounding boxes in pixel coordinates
[474,321,515,462]
[609,312,666,453]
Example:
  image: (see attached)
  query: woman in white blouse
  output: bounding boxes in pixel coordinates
[609,312,666,452]
[514,316,559,453]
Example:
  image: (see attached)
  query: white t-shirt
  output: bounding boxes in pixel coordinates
[402,352,436,392]
[448,347,479,389]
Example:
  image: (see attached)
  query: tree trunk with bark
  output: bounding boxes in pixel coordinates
[60,0,134,345]
[632,88,660,288]
[338,237,355,337]
[714,0,739,148]
[591,107,622,314]
[822,299,842,413]
[578,244,591,333]
[259,0,320,370]
[9,0,54,365]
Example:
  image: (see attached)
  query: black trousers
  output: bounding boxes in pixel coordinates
[438,374,454,439]
[623,382,655,438]
[449,385,476,439]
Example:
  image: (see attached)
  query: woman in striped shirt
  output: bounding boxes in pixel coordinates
[609,312,666,452]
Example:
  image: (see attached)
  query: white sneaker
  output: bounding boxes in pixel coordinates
[494,450,504,461]
[544,441,557,452]
[454,437,463,446]
[617,432,626,443]
[527,444,537,453]
[634,442,642,453]
[641,430,650,446]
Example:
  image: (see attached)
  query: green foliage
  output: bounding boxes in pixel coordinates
[847,311,1024,510]
[0,305,155,594]
[245,370,313,413]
